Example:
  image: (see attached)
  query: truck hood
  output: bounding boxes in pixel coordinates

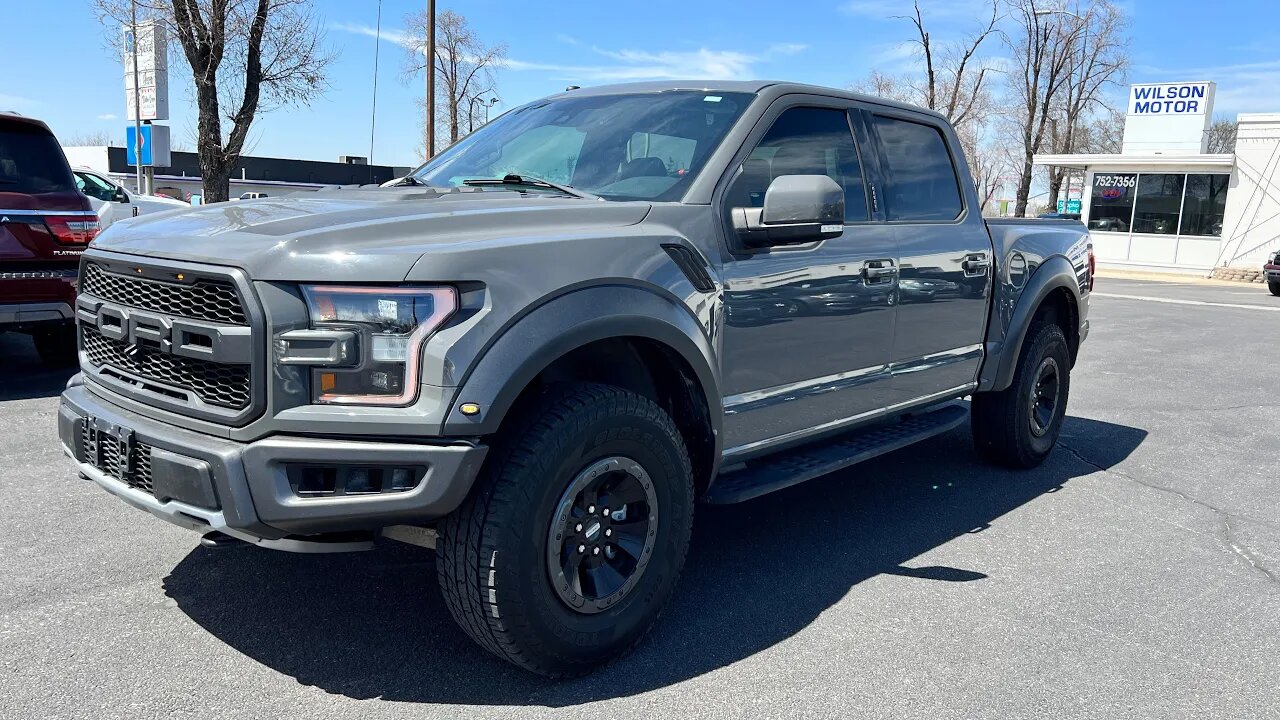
[88,187,652,281]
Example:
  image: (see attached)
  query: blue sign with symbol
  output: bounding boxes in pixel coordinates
[126,124,152,166]
[1057,199,1082,214]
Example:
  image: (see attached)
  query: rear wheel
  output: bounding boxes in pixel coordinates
[437,382,694,677]
[32,325,78,367]
[1268,280,1280,297]
[971,322,1071,468]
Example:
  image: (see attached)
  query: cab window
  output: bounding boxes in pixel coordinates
[725,107,869,223]
[871,115,963,221]
[75,171,118,202]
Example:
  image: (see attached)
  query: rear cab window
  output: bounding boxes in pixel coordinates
[871,115,963,221]
[0,120,77,195]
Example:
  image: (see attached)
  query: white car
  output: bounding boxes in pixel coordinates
[72,167,189,229]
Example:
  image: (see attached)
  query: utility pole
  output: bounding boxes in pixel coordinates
[130,0,142,194]
[425,0,435,159]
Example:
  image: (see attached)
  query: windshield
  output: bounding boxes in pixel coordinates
[411,91,754,201]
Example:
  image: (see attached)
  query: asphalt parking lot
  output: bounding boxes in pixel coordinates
[2,276,1278,719]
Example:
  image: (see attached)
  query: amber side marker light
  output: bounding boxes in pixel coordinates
[460,403,481,416]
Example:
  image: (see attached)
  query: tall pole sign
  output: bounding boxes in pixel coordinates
[123,7,170,194]
[129,2,142,194]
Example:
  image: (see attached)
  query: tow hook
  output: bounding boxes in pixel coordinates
[199,531,248,549]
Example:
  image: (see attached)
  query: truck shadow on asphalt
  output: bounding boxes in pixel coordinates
[162,416,1145,706]
[0,334,76,401]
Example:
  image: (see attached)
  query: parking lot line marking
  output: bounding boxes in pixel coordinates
[1093,292,1280,312]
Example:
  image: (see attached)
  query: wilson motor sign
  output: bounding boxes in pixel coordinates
[1128,82,1212,116]
[1121,81,1216,154]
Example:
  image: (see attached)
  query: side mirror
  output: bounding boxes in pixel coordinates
[732,174,844,248]
[113,187,129,203]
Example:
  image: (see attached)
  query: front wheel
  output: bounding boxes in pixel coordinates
[971,322,1071,468]
[436,382,694,677]
[1268,280,1280,297]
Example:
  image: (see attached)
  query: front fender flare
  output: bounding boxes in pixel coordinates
[978,254,1081,393]
[439,285,722,445]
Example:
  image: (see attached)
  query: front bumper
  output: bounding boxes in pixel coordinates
[1264,263,1280,281]
[58,382,488,551]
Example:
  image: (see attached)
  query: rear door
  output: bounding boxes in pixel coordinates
[716,98,898,457]
[865,110,993,404]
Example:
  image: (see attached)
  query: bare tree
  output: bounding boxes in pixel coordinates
[92,0,335,202]
[897,0,1001,131]
[1005,0,1081,216]
[64,130,121,147]
[1206,113,1238,154]
[404,9,505,154]
[1076,106,1124,154]
[853,1,1000,132]
[1044,0,1128,210]
[961,128,1006,214]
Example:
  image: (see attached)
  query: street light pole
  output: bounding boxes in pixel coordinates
[468,96,498,133]
[425,0,435,159]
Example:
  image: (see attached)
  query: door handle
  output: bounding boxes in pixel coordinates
[962,254,990,274]
[862,260,898,280]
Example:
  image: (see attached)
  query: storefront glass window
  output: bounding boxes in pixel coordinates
[1087,173,1136,232]
[1130,174,1185,235]
[1180,174,1230,236]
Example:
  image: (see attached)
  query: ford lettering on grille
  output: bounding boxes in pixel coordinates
[75,261,257,419]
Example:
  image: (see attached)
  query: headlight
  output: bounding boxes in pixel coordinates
[301,285,458,405]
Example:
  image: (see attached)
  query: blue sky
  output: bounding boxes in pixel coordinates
[3,0,1278,168]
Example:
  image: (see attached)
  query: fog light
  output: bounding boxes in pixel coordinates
[390,467,414,491]
[297,467,336,496]
[345,468,379,494]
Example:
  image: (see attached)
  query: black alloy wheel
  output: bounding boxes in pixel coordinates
[546,456,659,614]
[1028,356,1061,438]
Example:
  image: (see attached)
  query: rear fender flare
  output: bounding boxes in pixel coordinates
[979,255,1081,393]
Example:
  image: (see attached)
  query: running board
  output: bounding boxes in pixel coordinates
[705,402,968,504]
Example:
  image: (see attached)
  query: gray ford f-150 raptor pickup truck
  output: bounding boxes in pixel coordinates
[58,81,1091,677]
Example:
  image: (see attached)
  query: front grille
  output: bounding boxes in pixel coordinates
[82,325,252,409]
[81,262,246,324]
[81,421,155,495]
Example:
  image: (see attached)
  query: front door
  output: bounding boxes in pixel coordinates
[718,102,898,458]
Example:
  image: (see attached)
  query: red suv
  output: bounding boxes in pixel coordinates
[0,113,97,365]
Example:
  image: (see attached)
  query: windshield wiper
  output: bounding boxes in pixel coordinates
[390,175,425,187]
[462,173,598,200]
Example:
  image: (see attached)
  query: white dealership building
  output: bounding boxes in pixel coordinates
[1035,81,1280,274]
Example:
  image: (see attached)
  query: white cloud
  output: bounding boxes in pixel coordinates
[840,0,991,20]
[332,22,414,50]
[0,94,38,111]
[97,113,118,120]
[506,44,809,82]
[1143,59,1280,115]
[554,33,580,46]
[332,22,807,83]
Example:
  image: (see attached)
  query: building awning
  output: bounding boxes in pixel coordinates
[1032,153,1234,170]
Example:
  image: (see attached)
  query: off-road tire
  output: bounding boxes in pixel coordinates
[33,325,78,367]
[1268,280,1280,297]
[437,382,695,677]
[971,322,1071,468]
